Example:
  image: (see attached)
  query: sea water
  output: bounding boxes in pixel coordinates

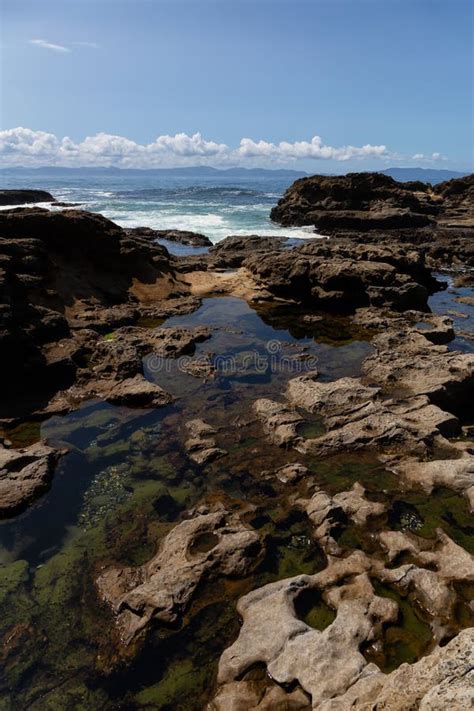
[0,168,317,243]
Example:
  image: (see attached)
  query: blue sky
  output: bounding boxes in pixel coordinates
[1,0,472,171]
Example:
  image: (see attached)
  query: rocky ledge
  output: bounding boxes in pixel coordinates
[271,171,474,233]
[0,189,56,206]
[126,226,212,247]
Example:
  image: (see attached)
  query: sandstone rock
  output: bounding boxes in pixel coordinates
[379,529,474,640]
[104,374,173,408]
[215,552,398,707]
[320,628,474,710]
[393,454,474,505]
[0,442,63,516]
[97,506,262,645]
[298,482,385,555]
[184,418,226,465]
[275,463,309,483]
[286,374,459,457]
[361,330,474,413]
[253,399,303,449]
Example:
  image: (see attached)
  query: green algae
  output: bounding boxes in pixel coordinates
[391,487,474,554]
[294,588,336,631]
[308,454,396,495]
[368,580,433,672]
[0,559,29,604]
[297,418,325,439]
[1,421,42,448]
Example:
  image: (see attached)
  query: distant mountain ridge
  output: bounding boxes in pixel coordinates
[0,166,309,178]
[381,167,469,184]
[0,165,469,184]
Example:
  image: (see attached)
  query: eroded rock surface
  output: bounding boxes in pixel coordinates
[184,418,226,465]
[97,506,262,645]
[0,442,63,516]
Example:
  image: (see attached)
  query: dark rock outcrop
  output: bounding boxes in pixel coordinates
[436,173,474,227]
[0,189,55,206]
[243,240,436,312]
[270,172,439,232]
[0,208,177,413]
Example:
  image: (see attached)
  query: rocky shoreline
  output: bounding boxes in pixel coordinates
[0,173,473,709]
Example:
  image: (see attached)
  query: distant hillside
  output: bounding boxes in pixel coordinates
[381,167,469,184]
[0,165,308,178]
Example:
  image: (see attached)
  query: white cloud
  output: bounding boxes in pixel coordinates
[0,126,444,169]
[412,152,446,162]
[239,135,388,162]
[29,39,71,53]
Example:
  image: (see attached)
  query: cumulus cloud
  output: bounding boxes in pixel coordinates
[412,152,446,162]
[239,135,388,161]
[29,39,71,53]
[0,127,442,169]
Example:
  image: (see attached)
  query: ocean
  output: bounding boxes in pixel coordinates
[0,169,316,243]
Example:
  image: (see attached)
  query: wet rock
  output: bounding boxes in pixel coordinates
[126,227,212,247]
[180,355,216,380]
[97,506,262,645]
[184,419,226,465]
[151,326,211,357]
[103,375,173,408]
[393,454,474,507]
[210,680,311,710]
[0,442,63,516]
[378,529,474,641]
[287,375,378,416]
